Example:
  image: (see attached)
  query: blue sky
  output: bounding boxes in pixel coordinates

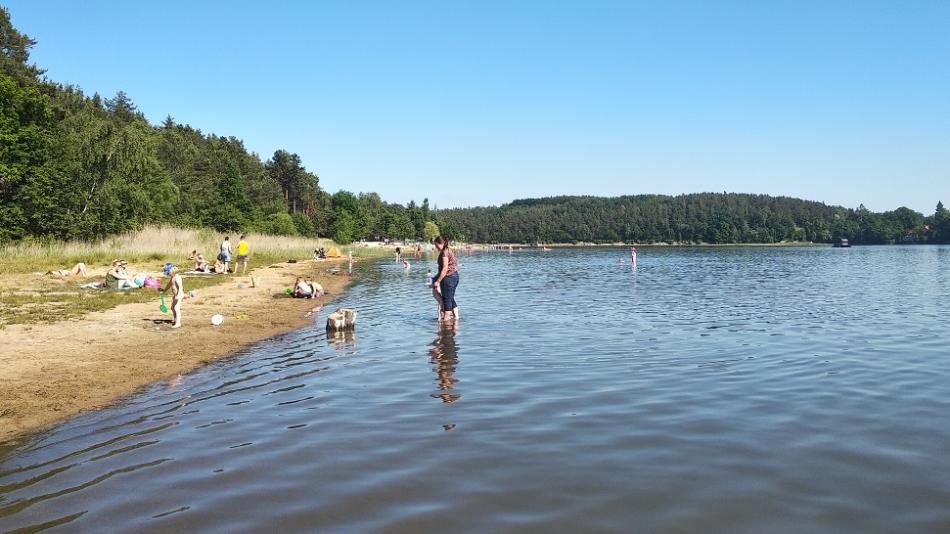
[6,1,949,212]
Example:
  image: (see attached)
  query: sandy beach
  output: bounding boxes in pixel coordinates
[0,259,353,444]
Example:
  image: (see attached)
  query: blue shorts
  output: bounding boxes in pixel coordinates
[220,252,232,262]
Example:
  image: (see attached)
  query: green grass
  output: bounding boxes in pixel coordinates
[0,226,398,327]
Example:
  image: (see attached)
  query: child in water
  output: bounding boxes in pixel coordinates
[426,269,443,319]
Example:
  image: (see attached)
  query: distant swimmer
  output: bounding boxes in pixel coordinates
[403,260,411,271]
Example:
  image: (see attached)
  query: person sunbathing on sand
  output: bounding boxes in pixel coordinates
[46,262,88,277]
[189,250,210,272]
[105,260,137,289]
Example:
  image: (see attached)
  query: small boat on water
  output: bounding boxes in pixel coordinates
[833,238,851,248]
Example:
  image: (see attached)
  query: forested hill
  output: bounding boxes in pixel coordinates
[3,7,949,247]
[0,7,437,245]
[436,194,950,245]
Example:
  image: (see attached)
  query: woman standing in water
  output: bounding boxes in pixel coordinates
[432,236,460,322]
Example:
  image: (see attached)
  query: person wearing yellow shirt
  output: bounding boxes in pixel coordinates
[236,234,250,274]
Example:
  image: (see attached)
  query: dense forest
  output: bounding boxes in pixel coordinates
[2,8,948,247]
[0,8,437,245]
[437,194,950,245]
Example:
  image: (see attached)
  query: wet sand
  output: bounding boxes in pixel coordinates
[0,259,353,443]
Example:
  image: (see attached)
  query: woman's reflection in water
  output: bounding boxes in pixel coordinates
[430,322,460,403]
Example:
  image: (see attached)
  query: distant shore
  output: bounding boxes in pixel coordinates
[0,258,355,444]
[478,241,824,248]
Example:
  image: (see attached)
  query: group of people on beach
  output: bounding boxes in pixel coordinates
[189,235,250,274]
[159,235,254,328]
[44,232,465,332]
[39,234,256,329]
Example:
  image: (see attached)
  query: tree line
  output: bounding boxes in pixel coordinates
[0,7,437,245]
[436,194,950,245]
[3,7,948,247]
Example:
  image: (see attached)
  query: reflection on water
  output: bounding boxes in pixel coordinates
[2,246,950,533]
[326,328,356,348]
[430,323,460,404]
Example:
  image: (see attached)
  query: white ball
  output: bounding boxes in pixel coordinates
[211,314,224,326]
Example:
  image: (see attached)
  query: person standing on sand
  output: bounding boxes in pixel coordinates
[432,235,460,322]
[160,263,184,328]
[220,236,232,274]
[236,234,250,274]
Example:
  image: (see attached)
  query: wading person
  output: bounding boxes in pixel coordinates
[432,236,459,322]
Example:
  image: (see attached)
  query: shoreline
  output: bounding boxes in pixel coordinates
[0,258,355,445]
[475,242,825,248]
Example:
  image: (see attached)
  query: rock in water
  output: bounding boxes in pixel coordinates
[326,308,358,331]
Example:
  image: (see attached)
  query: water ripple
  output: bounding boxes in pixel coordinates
[1,247,950,532]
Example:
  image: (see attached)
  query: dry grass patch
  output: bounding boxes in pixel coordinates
[0,226,392,327]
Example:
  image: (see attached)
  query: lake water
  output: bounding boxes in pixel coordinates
[2,246,949,533]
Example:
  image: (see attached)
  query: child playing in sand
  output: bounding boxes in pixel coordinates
[160,263,184,328]
[293,277,323,299]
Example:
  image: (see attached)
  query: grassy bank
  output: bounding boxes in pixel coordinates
[0,226,337,273]
[0,226,393,327]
